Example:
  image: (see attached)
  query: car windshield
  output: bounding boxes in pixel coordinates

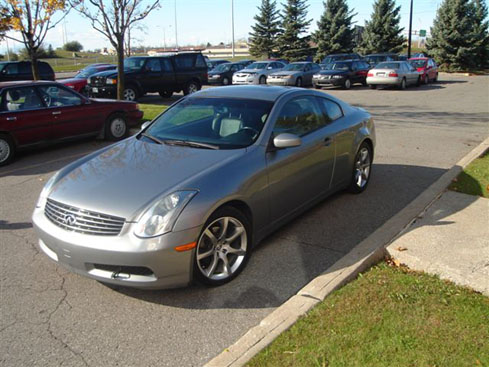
[76,67,109,78]
[375,62,400,69]
[409,60,427,68]
[322,62,350,71]
[246,62,268,70]
[213,63,231,72]
[124,58,146,71]
[284,64,305,71]
[145,98,273,149]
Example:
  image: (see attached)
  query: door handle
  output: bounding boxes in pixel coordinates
[323,137,332,146]
[6,116,17,121]
[52,111,61,115]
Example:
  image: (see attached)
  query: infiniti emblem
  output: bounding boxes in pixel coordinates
[64,214,77,226]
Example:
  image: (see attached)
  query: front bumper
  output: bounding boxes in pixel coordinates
[232,75,258,85]
[208,76,223,85]
[267,78,294,86]
[127,109,144,126]
[89,84,117,99]
[313,77,345,87]
[32,206,202,289]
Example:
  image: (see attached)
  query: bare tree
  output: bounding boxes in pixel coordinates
[0,0,68,79]
[72,0,160,99]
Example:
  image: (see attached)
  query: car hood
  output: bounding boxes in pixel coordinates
[59,77,85,85]
[271,71,302,76]
[237,68,263,74]
[317,70,349,76]
[208,71,224,76]
[48,137,244,221]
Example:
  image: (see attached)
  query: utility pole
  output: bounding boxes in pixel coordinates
[231,0,235,58]
[408,0,413,58]
[6,38,10,61]
[174,0,178,49]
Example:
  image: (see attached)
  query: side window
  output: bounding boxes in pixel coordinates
[1,86,43,111]
[195,54,206,68]
[38,85,82,107]
[231,64,240,72]
[304,64,311,72]
[39,63,51,74]
[352,62,358,71]
[274,96,325,137]
[146,59,161,72]
[4,64,19,75]
[174,54,196,70]
[161,58,173,72]
[317,97,343,123]
[19,63,31,74]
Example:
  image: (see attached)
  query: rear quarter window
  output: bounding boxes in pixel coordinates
[174,54,196,70]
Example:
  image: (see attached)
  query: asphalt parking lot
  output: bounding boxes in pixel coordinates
[1,74,488,366]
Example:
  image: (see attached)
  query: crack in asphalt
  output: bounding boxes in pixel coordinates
[45,267,89,367]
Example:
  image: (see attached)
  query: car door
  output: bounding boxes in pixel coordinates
[405,62,419,84]
[36,84,102,139]
[303,63,313,85]
[159,58,176,91]
[266,95,336,224]
[140,58,165,93]
[0,85,53,146]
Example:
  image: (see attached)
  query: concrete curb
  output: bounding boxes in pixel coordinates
[204,136,489,367]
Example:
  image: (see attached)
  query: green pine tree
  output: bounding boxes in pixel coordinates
[357,0,405,54]
[276,0,312,61]
[313,0,356,62]
[472,0,489,68]
[427,0,480,70]
[249,0,282,59]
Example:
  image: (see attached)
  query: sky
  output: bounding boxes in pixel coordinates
[1,0,444,54]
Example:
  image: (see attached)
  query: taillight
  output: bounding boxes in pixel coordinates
[388,72,398,77]
[367,72,373,77]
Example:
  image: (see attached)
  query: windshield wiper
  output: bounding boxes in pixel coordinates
[141,132,164,145]
[162,139,220,150]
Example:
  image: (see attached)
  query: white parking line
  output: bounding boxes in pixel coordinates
[0,150,95,177]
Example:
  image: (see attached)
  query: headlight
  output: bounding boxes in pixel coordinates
[313,74,320,78]
[332,75,344,79]
[134,191,197,238]
[36,172,60,208]
[247,72,256,76]
[106,78,117,85]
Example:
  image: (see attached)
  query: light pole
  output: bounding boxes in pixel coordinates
[408,0,413,59]
[174,0,178,49]
[231,0,235,58]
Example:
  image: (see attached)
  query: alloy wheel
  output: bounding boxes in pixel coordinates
[123,88,136,101]
[196,216,247,281]
[354,147,371,188]
[188,83,198,94]
[110,118,127,139]
[0,138,11,164]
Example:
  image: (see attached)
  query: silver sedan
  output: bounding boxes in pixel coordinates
[367,61,421,89]
[232,61,285,85]
[267,62,321,87]
[33,86,375,289]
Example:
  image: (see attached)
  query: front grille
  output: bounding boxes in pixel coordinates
[93,264,154,276]
[45,199,125,236]
[89,75,107,86]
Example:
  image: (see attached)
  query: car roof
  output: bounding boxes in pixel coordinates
[0,80,57,89]
[289,61,311,64]
[192,85,293,102]
[366,53,397,56]
[409,57,429,60]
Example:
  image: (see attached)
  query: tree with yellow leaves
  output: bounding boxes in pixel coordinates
[0,0,68,79]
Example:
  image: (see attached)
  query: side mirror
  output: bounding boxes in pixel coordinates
[141,120,151,130]
[273,133,302,149]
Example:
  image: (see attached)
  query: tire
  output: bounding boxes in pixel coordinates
[105,113,128,141]
[194,206,251,286]
[369,84,377,89]
[123,86,138,101]
[343,78,351,89]
[295,77,302,87]
[314,84,321,89]
[362,80,368,87]
[416,76,421,87]
[222,77,230,86]
[399,78,407,90]
[183,80,200,95]
[348,142,373,194]
[159,90,173,98]
[423,74,429,84]
[259,75,266,84]
[0,134,15,166]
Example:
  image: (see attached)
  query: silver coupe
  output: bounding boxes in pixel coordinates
[33,86,375,289]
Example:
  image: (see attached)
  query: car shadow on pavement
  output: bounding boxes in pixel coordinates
[112,163,454,310]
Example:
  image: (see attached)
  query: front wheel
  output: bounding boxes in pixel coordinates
[0,134,15,166]
[123,86,138,101]
[259,75,266,84]
[222,77,230,85]
[194,206,251,286]
[348,142,372,194]
[295,77,302,87]
[159,90,173,98]
[399,78,407,90]
[343,78,351,89]
[183,81,200,95]
[105,113,128,141]
[369,84,377,89]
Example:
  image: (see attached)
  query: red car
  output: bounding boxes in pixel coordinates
[60,64,116,95]
[0,81,143,166]
[408,57,438,84]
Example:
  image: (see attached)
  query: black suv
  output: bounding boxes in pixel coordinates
[0,61,55,82]
[88,52,208,101]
